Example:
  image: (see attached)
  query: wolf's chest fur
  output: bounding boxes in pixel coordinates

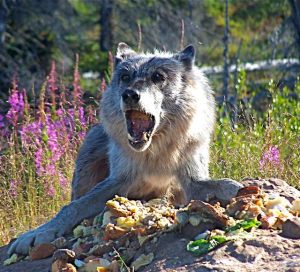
[127,173,178,200]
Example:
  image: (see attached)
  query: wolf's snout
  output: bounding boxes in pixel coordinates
[122,89,140,104]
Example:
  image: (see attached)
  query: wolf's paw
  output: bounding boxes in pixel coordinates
[190,178,243,203]
[8,225,61,256]
[213,178,243,201]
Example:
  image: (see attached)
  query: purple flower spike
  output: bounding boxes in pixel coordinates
[0,114,5,128]
[259,145,283,171]
[9,179,20,198]
[6,86,25,126]
[46,184,56,197]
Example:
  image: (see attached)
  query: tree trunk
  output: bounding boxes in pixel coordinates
[0,1,8,45]
[289,0,300,55]
[100,0,114,52]
[222,0,230,104]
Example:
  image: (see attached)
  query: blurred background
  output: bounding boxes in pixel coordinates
[1,0,300,101]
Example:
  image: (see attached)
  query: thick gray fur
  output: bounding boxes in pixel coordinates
[8,44,242,256]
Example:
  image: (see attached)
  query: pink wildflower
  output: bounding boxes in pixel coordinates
[48,61,58,93]
[9,179,20,198]
[35,147,44,176]
[6,86,25,126]
[259,145,283,171]
[46,184,56,197]
[0,114,4,128]
[59,173,68,188]
[100,78,107,92]
[78,106,86,126]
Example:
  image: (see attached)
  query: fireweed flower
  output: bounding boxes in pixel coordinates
[6,88,25,126]
[59,172,68,189]
[259,145,283,171]
[46,118,61,162]
[56,108,64,117]
[100,78,107,92]
[46,184,55,197]
[35,147,44,176]
[48,61,58,93]
[72,55,83,109]
[20,121,42,147]
[9,179,20,198]
[45,164,56,176]
[0,114,4,128]
[78,106,86,126]
[87,106,97,125]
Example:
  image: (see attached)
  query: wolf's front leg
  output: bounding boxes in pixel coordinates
[8,177,124,256]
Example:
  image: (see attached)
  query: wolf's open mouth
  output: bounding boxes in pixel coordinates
[125,110,155,149]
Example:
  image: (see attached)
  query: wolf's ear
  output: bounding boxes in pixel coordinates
[174,45,195,70]
[115,42,136,68]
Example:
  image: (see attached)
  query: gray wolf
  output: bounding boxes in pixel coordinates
[8,43,241,255]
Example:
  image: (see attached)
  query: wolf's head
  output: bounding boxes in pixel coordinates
[101,43,214,153]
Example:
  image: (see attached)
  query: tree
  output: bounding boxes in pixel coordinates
[100,0,114,52]
[289,0,300,55]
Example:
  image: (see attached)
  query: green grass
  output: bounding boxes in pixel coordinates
[210,78,300,188]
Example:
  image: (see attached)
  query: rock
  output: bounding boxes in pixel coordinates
[73,225,86,238]
[282,218,300,239]
[3,253,23,266]
[51,261,77,272]
[88,241,114,256]
[141,229,300,271]
[73,242,93,257]
[52,249,75,265]
[2,177,300,272]
[291,199,300,213]
[236,186,261,197]
[108,260,120,272]
[241,178,300,202]
[84,255,97,262]
[104,223,128,240]
[29,243,56,260]
[51,249,76,272]
[51,237,67,249]
[78,258,111,272]
[131,253,154,271]
[187,200,231,227]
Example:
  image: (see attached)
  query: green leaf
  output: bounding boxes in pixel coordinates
[225,219,261,233]
[187,235,229,255]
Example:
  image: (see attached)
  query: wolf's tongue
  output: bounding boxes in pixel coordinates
[126,110,155,141]
[131,120,150,139]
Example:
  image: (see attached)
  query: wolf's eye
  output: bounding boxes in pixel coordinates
[120,74,130,82]
[152,72,165,84]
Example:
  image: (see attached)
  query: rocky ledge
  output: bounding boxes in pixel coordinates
[0,178,299,272]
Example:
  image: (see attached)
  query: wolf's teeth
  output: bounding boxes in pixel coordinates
[128,133,134,140]
[142,132,148,141]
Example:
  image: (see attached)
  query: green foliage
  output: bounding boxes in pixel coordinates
[210,72,300,188]
[203,0,291,63]
[187,218,261,255]
[225,219,261,232]
[187,235,229,255]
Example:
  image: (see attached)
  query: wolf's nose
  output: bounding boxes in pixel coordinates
[122,89,140,104]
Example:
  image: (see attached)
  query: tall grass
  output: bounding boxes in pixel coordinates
[0,66,299,246]
[210,74,300,188]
